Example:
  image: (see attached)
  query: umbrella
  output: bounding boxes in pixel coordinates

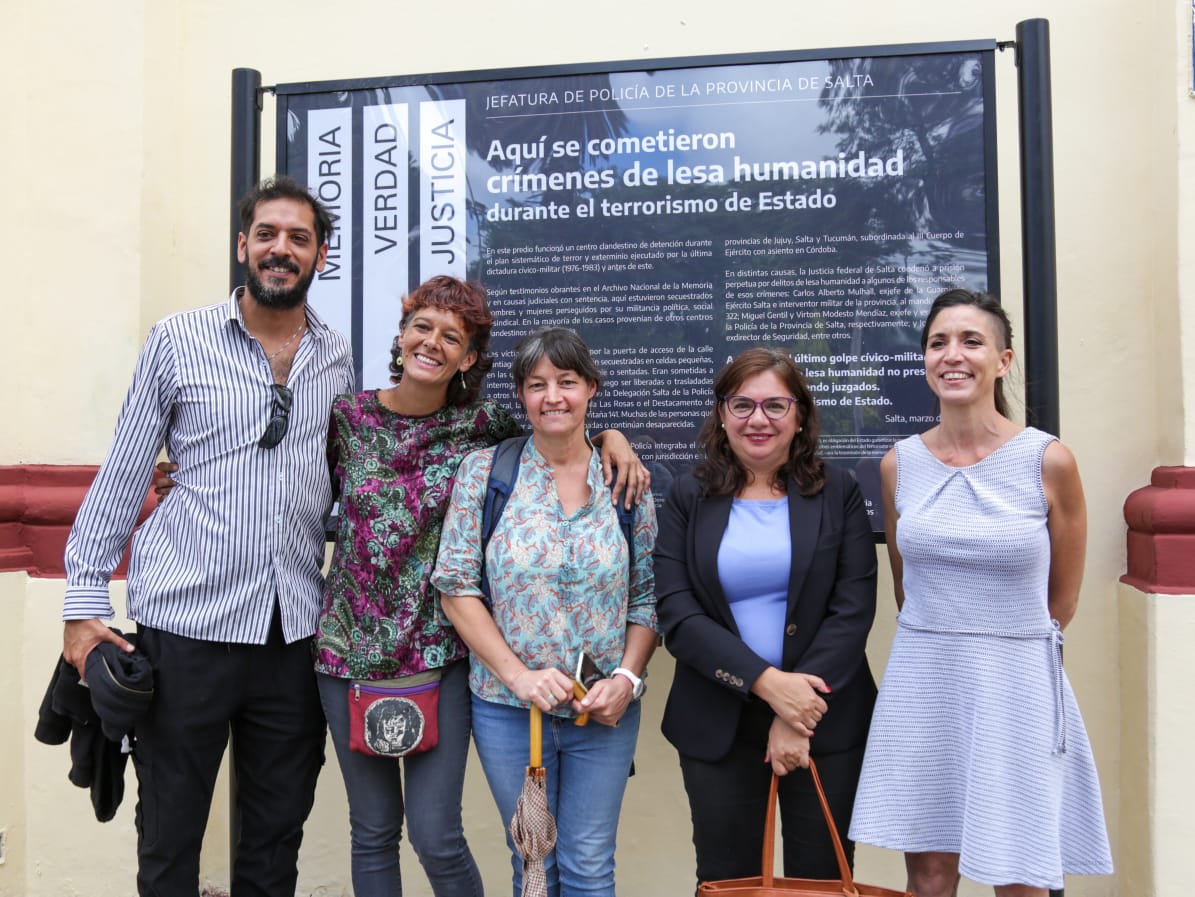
[509,704,557,897]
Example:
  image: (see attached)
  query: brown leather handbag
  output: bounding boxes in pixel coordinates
[697,759,914,897]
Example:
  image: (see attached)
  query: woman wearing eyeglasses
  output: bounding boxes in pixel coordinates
[653,347,878,891]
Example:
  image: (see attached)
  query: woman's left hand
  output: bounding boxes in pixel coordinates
[594,429,651,508]
[751,667,828,736]
[573,675,634,727]
[510,667,577,713]
[764,717,811,776]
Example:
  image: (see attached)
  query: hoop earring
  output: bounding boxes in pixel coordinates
[395,354,403,369]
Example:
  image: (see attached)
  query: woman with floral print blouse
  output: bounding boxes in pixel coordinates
[314,282,646,897]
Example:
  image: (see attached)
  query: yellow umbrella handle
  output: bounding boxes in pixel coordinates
[572,681,590,726]
[529,703,542,768]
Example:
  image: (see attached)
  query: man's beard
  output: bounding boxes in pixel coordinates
[246,256,317,309]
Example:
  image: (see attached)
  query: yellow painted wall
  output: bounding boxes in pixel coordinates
[5,0,1191,894]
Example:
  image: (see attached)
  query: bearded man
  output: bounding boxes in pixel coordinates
[62,175,353,897]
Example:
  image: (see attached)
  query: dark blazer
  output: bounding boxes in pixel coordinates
[655,464,877,762]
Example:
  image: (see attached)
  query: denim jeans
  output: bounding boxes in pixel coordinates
[318,660,482,897]
[471,695,641,897]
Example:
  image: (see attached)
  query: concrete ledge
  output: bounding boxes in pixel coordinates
[1123,467,1195,594]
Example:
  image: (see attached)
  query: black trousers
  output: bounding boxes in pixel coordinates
[679,700,864,888]
[132,611,325,897]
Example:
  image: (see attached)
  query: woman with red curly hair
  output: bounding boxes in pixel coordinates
[313,276,647,897]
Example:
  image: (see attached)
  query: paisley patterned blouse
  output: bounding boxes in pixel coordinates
[432,439,658,715]
[314,391,521,680]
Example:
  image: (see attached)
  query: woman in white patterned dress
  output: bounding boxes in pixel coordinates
[849,290,1112,897]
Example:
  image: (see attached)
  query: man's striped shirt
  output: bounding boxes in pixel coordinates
[63,290,354,644]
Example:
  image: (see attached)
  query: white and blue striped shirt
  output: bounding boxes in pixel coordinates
[63,290,354,644]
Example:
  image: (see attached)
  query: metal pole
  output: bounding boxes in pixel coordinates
[1016,22,1062,884]
[230,68,263,293]
[1015,19,1060,436]
[1019,34,1064,897]
[228,67,262,877]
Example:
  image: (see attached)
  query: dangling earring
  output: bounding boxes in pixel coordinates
[460,370,467,389]
[396,354,403,369]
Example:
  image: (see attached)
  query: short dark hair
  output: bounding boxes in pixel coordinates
[694,347,825,497]
[388,276,495,406]
[921,288,1013,418]
[238,175,335,247]
[512,327,603,393]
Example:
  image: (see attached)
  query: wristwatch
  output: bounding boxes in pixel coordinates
[611,667,645,700]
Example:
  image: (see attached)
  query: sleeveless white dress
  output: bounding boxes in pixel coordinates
[849,428,1112,889]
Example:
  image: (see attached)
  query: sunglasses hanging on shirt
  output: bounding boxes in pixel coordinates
[258,384,293,449]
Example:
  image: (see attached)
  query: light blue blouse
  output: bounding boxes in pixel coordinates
[717,498,791,668]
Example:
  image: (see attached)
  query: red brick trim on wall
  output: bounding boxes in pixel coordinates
[0,465,155,578]
[9,463,1193,591]
[1122,466,1195,595]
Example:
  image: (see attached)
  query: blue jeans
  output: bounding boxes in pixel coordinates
[471,695,641,897]
[318,660,482,897]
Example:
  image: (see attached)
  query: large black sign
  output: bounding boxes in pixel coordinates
[278,41,999,529]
